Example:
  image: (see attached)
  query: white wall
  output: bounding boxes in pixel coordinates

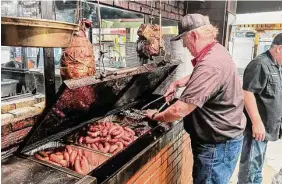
[231,37,255,69]
[154,40,194,96]
[235,11,282,25]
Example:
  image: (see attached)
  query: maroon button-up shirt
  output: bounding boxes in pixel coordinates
[180,43,246,143]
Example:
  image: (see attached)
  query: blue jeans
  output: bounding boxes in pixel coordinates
[191,136,243,184]
[238,130,268,184]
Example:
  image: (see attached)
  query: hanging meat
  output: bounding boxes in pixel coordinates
[136,24,162,60]
[60,18,96,80]
[52,19,96,118]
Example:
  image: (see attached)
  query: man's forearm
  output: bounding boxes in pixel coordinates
[244,90,263,125]
[153,100,196,123]
[174,75,191,88]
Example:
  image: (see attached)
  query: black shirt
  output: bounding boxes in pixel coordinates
[243,51,282,141]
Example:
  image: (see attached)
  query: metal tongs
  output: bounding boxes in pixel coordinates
[141,96,170,113]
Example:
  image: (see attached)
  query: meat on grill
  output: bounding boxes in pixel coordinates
[75,122,136,154]
[34,145,108,175]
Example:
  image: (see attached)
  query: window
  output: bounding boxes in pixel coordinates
[86,3,144,70]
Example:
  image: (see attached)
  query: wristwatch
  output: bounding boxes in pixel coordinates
[152,112,158,119]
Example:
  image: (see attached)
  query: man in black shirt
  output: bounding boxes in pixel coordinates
[238,33,282,184]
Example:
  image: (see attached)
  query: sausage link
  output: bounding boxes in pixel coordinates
[109,126,119,135]
[114,129,124,139]
[55,151,63,156]
[49,154,68,167]
[122,135,131,142]
[79,137,85,144]
[81,156,90,173]
[34,153,49,161]
[69,150,78,166]
[66,145,73,154]
[124,127,135,136]
[98,143,104,151]
[64,152,70,163]
[108,138,119,144]
[113,142,124,154]
[77,149,83,156]
[83,150,96,166]
[53,153,64,160]
[105,135,111,142]
[85,136,100,144]
[109,144,118,153]
[102,129,108,137]
[103,142,110,153]
[91,143,98,150]
[89,127,100,132]
[119,138,130,147]
[74,156,85,174]
[87,131,100,137]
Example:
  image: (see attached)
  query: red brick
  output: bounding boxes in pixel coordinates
[161,151,169,163]
[177,178,181,184]
[134,169,151,184]
[1,127,32,148]
[177,159,183,171]
[142,157,156,172]
[140,5,151,14]
[164,4,172,12]
[167,166,177,183]
[167,146,174,156]
[162,11,168,18]
[167,150,177,166]
[114,0,129,9]
[172,169,181,184]
[11,118,35,131]
[160,160,168,173]
[129,2,141,12]
[148,158,162,174]
[160,166,170,183]
[100,0,113,5]
[155,2,165,10]
[172,154,182,168]
[151,166,162,182]
[153,176,162,184]
[127,157,156,184]
[144,177,151,184]
[138,0,147,5]
[173,141,179,151]
[1,124,12,136]
[156,144,169,159]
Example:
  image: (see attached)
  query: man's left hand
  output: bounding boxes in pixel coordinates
[145,109,158,119]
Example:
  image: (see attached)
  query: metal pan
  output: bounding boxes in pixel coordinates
[1,16,79,47]
[24,141,110,176]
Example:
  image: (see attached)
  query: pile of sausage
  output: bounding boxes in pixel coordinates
[76,122,136,154]
[34,145,108,175]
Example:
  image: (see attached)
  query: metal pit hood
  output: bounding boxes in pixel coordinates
[19,62,180,153]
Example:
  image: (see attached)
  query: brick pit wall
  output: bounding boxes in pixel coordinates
[126,132,193,184]
[98,0,185,21]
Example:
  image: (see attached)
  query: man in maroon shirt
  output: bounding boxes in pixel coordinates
[146,14,246,183]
